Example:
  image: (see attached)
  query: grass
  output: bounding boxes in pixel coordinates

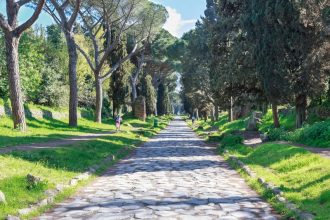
[0,115,171,219]
[188,109,330,148]
[0,116,117,148]
[187,113,248,140]
[220,141,330,219]
[259,109,296,132]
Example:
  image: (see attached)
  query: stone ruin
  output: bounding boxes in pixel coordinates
[134,96,146,121]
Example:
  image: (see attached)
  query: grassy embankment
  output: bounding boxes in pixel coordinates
[0,100,114,148]
[0,113,171,219]
[187,111,329,219]
[189,110,330,148]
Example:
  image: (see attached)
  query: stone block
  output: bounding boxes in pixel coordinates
[134,96,146,121]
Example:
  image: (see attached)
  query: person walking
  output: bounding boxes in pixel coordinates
[115,114,122,132]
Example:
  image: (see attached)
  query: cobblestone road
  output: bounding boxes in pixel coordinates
[38,118,278,220]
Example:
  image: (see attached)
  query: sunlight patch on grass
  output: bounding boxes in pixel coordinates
[222,143,330,219]
[0,116,171,219]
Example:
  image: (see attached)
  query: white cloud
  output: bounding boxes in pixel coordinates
[163,6,196,38]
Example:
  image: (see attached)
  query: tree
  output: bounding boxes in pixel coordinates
[108,32,133,117]
[157,83,171,116]
[180,22,215,119]
[44,0,81,127]
[141,74,156,115]
[0,0,45,131]
[244,0,329,128]
[129,3,168,104]
[76,0,166,123]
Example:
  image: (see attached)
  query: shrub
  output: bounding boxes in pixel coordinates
[221,135,244,147]
[287,120,330,147]
[267,128,288,141]
[208,134,223,142]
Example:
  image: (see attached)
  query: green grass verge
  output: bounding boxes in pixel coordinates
[186,113,247,140]
[0,116,117,148]
[0,115,171,219]
[221,140,330,220]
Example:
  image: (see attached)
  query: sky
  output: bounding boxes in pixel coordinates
[0,0,206,38]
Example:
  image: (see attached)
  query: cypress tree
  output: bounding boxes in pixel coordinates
[108,32,133,117]
[142,74,156,115]
[157,83,171,115]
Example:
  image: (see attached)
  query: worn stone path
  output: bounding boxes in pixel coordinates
[38,118,278,220]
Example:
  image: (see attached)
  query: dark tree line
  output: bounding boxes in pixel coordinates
[181,0,330,128]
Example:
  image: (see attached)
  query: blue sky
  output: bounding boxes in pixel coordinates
[0,0,206,38]
[151,0,206,37]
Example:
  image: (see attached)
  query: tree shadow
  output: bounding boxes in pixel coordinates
[3,99,12,115]
[53,196,265,213]
[6,135,138,173]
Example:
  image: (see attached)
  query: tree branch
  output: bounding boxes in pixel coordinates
[76,44,96,73]
[0,13,11,32]
[100,43,140,82]
[15,0,45,36]
[67,0,81,29]
[17,0,31,7]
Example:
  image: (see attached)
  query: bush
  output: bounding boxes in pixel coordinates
[221,135,244,147]
[287,120,330,147]
[208,134,223,142]
[267,128,288,141]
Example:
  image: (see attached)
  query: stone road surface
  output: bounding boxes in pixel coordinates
[38,118,278,220]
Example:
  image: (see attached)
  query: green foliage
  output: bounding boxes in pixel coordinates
[259,109,296,132]
[267,128,288,141]
[19,29,45,102]
[142,74,156,115]
[0,33,8,98]
[108,33,133,116]
[219,117,248,135]
[287,120,330,148]
[221,135,244,147]
[157,83,171,115]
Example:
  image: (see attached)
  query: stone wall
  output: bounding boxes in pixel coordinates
[134,96,146,121]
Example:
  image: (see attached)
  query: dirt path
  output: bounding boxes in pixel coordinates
[274,141,330,159]
[0,132,114,154]
[238,131,330,159]
[38,118,278,220]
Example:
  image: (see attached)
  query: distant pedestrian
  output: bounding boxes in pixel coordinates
[192,116,196,126]
[115,115,122,132]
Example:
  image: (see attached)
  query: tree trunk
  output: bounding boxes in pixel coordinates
[195,109,199,120]
[5,34,26,131]
[112,97,120,118]
[215,104,219,121]
[211,106,215,122]
[204,112,208,122]
[95,78,103,123]
[230,96,234,122]
[131,77,137,103]
[228,108,232,122]
[272,103,280,128]
[65,34,78,127]
[262,102,268,114]
[295,94,307,128]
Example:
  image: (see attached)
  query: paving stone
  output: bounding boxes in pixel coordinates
[37,118,278,220]
[230,210,256,218]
